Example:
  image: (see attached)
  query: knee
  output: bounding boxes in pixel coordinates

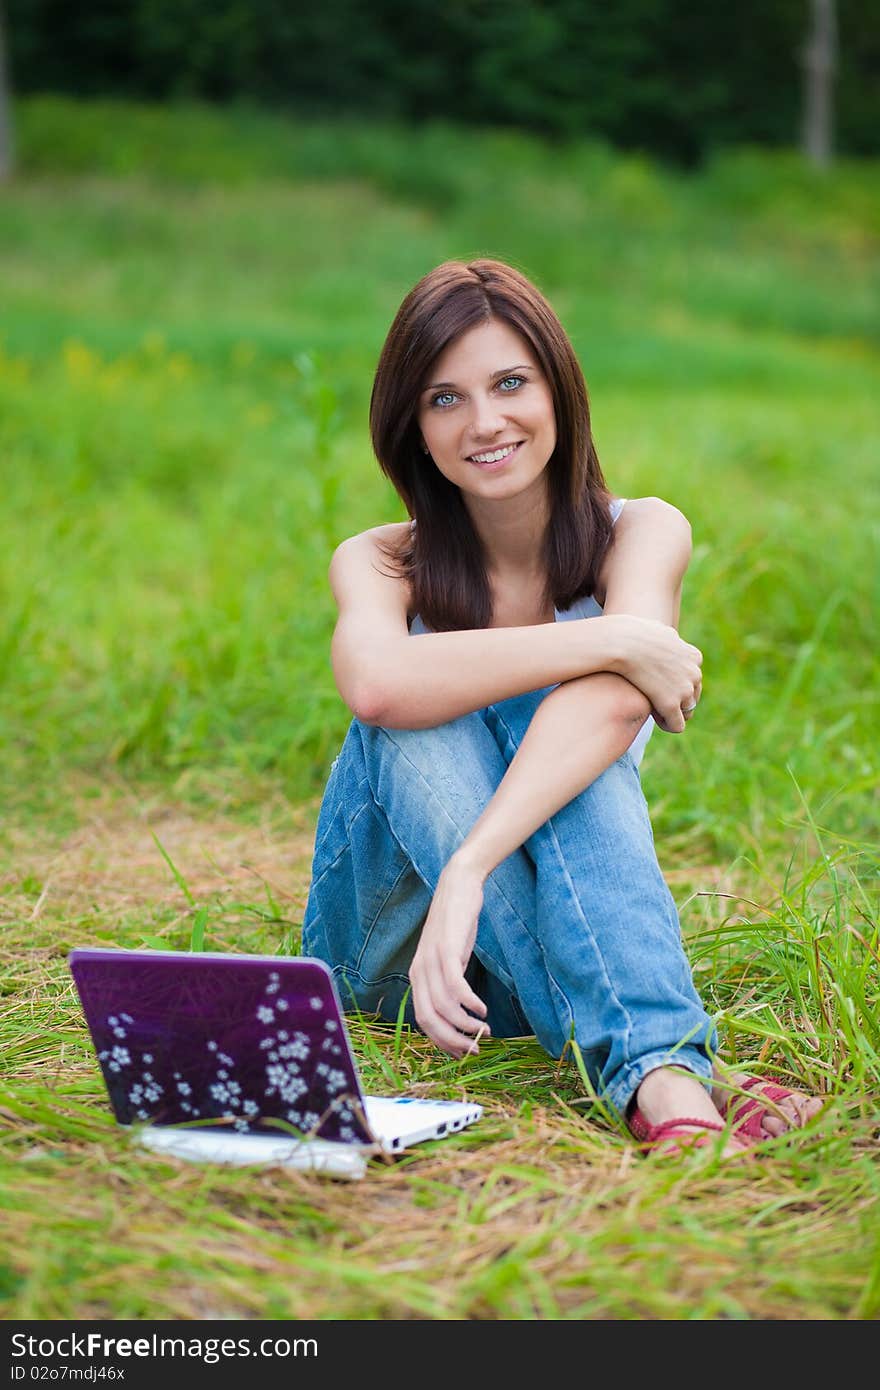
[357,715,504,828]
[359,711,485,764]
[482,686,557,752]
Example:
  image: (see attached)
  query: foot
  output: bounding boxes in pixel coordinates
[631,1067,750,1156]
[712,1067,826,1141]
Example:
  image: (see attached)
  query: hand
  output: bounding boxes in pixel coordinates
[652,664,702,733]
[607,614,702,734]
[408,855,491,1058]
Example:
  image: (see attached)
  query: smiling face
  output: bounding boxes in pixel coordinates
[416,317,557,510]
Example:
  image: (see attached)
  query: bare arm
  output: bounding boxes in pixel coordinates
[597,495,691,626]
[329,515,700,732]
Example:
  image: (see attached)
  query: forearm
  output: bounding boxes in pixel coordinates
[335,616,625,729]
[452,673,650,879]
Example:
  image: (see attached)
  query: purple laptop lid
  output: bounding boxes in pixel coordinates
[69,948,373,1144]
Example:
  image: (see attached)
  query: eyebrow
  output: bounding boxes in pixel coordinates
[422,364,534,393]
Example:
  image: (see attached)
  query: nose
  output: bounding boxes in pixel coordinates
[468,393,507,441]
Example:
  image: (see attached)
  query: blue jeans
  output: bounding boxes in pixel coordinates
[301,688,716,1116]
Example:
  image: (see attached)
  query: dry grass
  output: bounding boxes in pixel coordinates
[2,788,878,1321]
[1,777,316,932]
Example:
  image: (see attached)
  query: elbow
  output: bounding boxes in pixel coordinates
[348,685,434,731]
[595,674,652,730]
[333,643,394,725]
[563,673,651,730]
[605,685,652,758]
[347,681,390,727]
[346,674,407,727]
[614,684,652,729]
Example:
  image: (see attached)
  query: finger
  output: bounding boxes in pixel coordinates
[415,974,491,1048]
[453,976,488,1019]
[411,985,469,1056]
[418,1008,483,1058]
[661,705,686,733]
[442,1002,491,1038]
[683,678,701,719]
[435,956,488,1020]
[470,1017,492,1047]
[436,980,492,1037]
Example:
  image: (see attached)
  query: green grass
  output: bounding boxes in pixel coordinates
[1,97,879,1320]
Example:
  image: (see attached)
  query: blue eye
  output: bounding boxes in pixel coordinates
[498,376,525,392]
[431,391,457,408]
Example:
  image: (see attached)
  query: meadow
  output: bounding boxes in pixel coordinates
[1,97,878,1320]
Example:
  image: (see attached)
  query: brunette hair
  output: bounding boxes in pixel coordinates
[370,258,613,632]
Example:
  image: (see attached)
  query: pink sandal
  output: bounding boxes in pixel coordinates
[719,1075,806,1143]
[627,1104,726,1156]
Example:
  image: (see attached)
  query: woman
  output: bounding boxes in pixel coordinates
[302,258,820,1154]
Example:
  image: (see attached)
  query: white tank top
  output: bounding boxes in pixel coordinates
[408,497,653,763]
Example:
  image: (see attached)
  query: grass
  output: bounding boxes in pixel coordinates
[1,97,879,1320]
[2,799,878,1318]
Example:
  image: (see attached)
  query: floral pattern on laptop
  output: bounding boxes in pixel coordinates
[73,953,373,1144]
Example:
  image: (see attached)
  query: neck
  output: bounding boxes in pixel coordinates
[463,476,551,578]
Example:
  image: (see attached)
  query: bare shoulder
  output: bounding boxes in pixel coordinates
[329,520,412,582]
[596,496,693,604]
[329,521,413,623]
[614,495,692,539]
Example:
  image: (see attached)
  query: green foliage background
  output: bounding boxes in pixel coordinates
[6,0,880,163]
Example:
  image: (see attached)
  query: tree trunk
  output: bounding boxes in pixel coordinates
[801,0,837,168]
[0,2,13,180]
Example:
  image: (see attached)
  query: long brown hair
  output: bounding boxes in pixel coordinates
[370,258,613,632]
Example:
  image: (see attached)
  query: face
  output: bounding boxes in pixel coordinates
[416,318,557,507]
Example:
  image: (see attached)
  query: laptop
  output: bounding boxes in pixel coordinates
[69,948,482,1178]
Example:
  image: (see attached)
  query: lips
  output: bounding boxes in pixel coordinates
[467,441,523,467]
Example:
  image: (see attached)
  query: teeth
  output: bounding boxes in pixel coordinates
[471,443,518,464]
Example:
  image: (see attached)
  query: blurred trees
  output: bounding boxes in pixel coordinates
[0,2,12,177]
[5,0,878,164]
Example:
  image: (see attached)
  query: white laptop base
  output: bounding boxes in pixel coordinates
[135,1095,482,1179]
[136,1125,371,1178]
